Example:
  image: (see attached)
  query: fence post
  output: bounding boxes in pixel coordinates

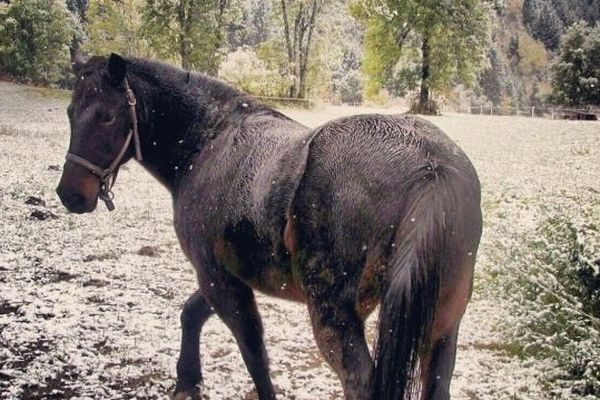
[531,107,535,118]
[480,105,483,115]
[516,106,520,117]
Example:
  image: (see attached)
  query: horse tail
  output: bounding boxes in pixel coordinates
[371,164,456,400]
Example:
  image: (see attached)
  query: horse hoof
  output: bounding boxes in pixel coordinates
[172,385,202,400]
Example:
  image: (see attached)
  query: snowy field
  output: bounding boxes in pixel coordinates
[0,81,599,399]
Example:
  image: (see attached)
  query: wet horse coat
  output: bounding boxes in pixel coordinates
[56,54,482,400]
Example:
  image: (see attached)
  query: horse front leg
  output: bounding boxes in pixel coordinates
[200,270,276,400]
[174,289,214,400]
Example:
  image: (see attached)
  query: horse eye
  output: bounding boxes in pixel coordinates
[101,113,117,125]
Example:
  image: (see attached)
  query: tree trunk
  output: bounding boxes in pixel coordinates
[280,0,324,99]
[178,0,192,70]
[419,34,431,112]
[297,0,319,99]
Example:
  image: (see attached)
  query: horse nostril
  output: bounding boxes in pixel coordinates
[66,193,86,210]
[57,187,87,212]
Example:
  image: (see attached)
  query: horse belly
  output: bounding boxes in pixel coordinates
[213,237,305,303]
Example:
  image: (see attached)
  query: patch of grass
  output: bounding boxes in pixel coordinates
[24,86,71,101]
[489,201,600,398]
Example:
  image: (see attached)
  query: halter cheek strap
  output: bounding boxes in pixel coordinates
[65,78,143,211]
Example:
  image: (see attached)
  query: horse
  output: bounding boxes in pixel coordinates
[56,52,482,400]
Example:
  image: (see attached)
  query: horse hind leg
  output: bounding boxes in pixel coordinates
[174,289,214,399]
[420,327,460,400]
[421,265,473,400]
[302,258,373,399]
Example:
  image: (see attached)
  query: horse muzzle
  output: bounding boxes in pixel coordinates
[56,167,100,214]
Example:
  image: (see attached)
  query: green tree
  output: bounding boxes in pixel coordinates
[140,0,232,74]
[277,0,329,99]
[550,21,600,106]
[85,0,148,57]
[351,0,491,114]
[0,0,77,84]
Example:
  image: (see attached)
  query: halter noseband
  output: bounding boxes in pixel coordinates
[65,78,143,211]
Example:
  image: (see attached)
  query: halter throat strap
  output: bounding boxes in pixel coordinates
[65,78,143,211]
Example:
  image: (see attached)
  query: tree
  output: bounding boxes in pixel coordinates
[278,0,328,98]
[550,22,600,107]
[225,0,271,50]
[0,0,77,84]
[351,0,491,114]
[523,0,564,50]
[66,0,88,23]
[218,47,291,95]
[85,0,148,57]
[478,46,504,106]
[140,0,232,74]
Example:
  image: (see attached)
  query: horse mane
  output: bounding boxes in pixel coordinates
[124,56,285,130]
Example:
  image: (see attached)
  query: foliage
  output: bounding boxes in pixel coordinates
[351,0,491,113]
[218,47,291,96]
[516,32,548,77]
[523,0,600,50]
[0,0,77,84]
[492,203,600,398]
[66,0,88,23]
[550,22,600,107]
[140,0,232,74]
[477,46,504,105]
[336,69,363,104]
[85,0,150,57]
[225,0,271,50]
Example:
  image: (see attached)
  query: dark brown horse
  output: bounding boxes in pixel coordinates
[56,52,482,400]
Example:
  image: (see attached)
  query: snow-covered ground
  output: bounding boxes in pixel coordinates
[0,82,598,399]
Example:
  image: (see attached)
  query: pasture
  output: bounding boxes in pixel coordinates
[0,81,598,399]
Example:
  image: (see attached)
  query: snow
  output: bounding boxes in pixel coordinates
[1,82,599,399]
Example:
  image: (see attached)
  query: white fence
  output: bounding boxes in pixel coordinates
[466,106,599,120]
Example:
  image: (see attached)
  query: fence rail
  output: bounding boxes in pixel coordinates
[465,106,599,120]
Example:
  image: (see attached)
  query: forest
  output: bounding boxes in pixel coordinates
[0,0,599,112]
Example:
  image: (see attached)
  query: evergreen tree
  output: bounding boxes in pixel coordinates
[478,46,503,105]
[550,22,600,106]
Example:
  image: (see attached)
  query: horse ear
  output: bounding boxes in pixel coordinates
[70,47,87,74]
[108,53,127,86]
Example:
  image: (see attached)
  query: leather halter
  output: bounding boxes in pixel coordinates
[65,78,143,211]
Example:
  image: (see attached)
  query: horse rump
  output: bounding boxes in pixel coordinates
[371,163,476,400]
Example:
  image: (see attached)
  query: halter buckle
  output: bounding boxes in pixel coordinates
[126,89,137,106]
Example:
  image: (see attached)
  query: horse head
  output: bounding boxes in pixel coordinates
[56,50,141,213]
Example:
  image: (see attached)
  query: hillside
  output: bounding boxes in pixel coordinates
[474,0,600,108]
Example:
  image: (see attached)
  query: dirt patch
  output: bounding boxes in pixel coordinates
[0,301,22,316]
[29,209,58,220]
[24,196,46,206]
[82,278,110,288]
[138,245,162,257]
[19,366,79,400]
[82,252,120,262]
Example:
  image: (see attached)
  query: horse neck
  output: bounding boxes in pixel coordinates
[129,66,234,192]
